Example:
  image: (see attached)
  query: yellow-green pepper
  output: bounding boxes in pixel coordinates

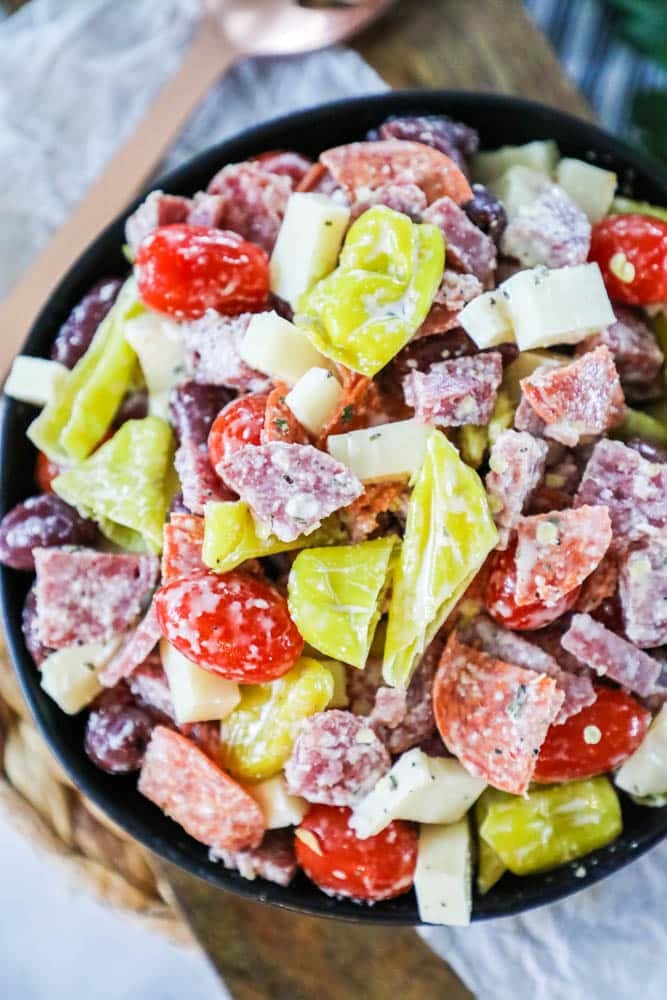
[612,406,667,447]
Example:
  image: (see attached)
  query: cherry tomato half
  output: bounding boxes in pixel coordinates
[35,451,62,493]
[486,537,581,631]
[589,214,667,305]
[295,805,417,902]
[135,224,269,320]
[207,393,269,469]
[534,685,651,783]
[154,570,303,683]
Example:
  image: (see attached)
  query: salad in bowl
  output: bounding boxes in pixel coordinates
[2,99,667,925]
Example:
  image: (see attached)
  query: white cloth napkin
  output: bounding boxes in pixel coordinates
[1,3,665,999]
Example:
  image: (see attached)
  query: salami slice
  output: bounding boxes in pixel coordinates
[174,440,235,517]
[34,548,158,650]
[252,150,313,185]
[485,430,548,549]
[519,346,625,446]
[402,352,502,426]
[127,653,176,719]
[618,532,667,648]
[125,190,191,254]
[574,439,667,546]
[433,269,484,312]
[372,115,479,173]
[162,514,206,583]
[211,829,297,887]
[181,309,271,393]
[138,726,265,851]
[514,394,547,437]
[514,506,612,608]
[206,161,293,253]
[186,192,227,228]
[433,633,564,794]
[372,633,445,753]
[98,601,162,688]
[369,687,408,730]
[218,442,363,543]
[262,381,310,445]
[500,183,591,268]
[561,613,662,697]
[575,307,664,402]
[320,140,473,205]
[423,196,497,284]
[350,182,427,222]
[284,710,390,807]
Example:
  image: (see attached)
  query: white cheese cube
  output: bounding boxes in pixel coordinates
[489,165,551,219]
[124,311,185,420]
[474,140,559,183]
[240,311,329,387]
[285,367,343,436]
[458,290,514,349]
[270,192,350,306]
[4,356,69,408]
[319,658,349,708]
[415,818,472,926]
[501,263,615,350]
[245,775,308,829]
[555,158,617,223]
[327,419,432,483]
[616,705,667,798]
[40,636,123,714]
[350,748,485,838]
[160,639,240,725]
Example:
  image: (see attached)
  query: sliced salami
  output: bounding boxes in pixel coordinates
[174,439,235,517]
[350,182,427,222]
[402,352,502,426]
[180,309,271,393]
[186,192,227,228]
[211,829,297,887]
[433,633,564,794]
[500,183,591,268]
[99,601,162,688]
[618,532,667,648]
[206,161,293,253]
[127,653,176,720]
[514,393,546,437]
[371,115,479,173]
[368,687,408,730]
[485,430,548,549]
[423,196,497,285]
[284,710,390,806]
[218,442,362,543]
[125,190,191,254]
[433,269,484,312]
[574,439,667,546]
[252,149,313,185]
[514,506,612,608]
[34,548,159,650]
[575,307,664,403]
[562,613,662,697]
[162,514,206,583]
[262,381,310,445]
[138,726,265,851]
[372,633,445,753]
[519,346,625,446]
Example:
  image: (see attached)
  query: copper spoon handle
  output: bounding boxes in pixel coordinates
[0,14,236,373]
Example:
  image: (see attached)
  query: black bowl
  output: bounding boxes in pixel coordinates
[2,91,667,924]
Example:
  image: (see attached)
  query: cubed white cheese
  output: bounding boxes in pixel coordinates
[270,192,351,306]
[285,367,343,436]
[458,290,514,349]
[124,311,185,420]
[327,419,432,483]
[350,748,486,838]
[40,636,123,714]
[239,311,330,387]
[160,639,240,725]
[245,775,308,829]
[489,165,550,219]
[555,158,617,223]
[616,704,667,798]
[4,356,69,408]
[500,262,615,350]
[474,139,559,183]
[414,818,472,926]
[319,658,349,708]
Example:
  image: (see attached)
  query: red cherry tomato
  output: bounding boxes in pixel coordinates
[589,214,667,305]
[35,452,61,493]
[154,570,303,682]
[295,805,417,902]
[207,393,269,469]
[135,224,269,320]
[486,537,581,631]
[534,685,651,783]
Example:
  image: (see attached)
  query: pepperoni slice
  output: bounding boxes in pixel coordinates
[174,439,235,517]
[433,633,564,794]
[261,381,310,445]
[485,430,548,549]
[161,514,206,583]
[154,570,303,683]
[138,727,265,851]
[214,829,298,886]
[320,140,473,205]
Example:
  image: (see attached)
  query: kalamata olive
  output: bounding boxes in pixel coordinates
[368,115,479,173]
[625,437,667,464]
[463,184,507,246]
[0,494,97,571]
[169,380,234,445]
[592,594,626,637]
[84,684,159,774]
[22,587,53,667]
[51,277,122,369]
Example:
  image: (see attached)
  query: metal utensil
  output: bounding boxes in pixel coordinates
[0,0,393,370]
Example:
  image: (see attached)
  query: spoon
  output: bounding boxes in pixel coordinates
[0,0,393,371]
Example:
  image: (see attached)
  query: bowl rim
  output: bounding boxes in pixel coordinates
[2,88,667,926]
